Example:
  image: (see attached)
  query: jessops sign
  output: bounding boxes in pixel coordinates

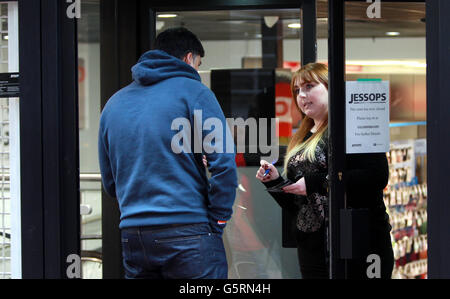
[346,80,390,154]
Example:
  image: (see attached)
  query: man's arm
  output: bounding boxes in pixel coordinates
[98,122,116,198]
[194,89,238,235]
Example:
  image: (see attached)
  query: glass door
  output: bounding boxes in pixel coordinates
[154,7,303,279]
[77,0,102,279]
[0,1,19,279]
[342,1,427,279]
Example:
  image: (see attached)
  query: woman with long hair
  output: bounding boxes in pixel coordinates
[256,62,394,279]
[256,63,330,278]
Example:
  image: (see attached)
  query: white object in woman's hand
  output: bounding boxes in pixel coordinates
[282,177,307,195]
[256,160,280,183]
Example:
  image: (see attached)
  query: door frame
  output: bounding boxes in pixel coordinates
[19,0,80,278]
[331,0,449,279]
[99,0,449,280]
[16,0,449,281]
[100,0,315,279]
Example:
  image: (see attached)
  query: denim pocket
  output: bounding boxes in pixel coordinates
[198,233,228,278]
[121,237,130,260]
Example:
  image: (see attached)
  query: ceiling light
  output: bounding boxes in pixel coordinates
[288,23,301,29]
[156,21,165,31]
[386,32,400,36]
[222,20,245,25]
[264,16,279,28]
[346,60,426,68]
[157,14,177,18]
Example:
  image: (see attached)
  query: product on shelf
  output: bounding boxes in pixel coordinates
[386,139,427,279]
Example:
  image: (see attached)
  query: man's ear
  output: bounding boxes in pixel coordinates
[182,52,193,64]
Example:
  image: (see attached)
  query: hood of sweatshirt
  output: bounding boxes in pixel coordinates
[131,50,201,86]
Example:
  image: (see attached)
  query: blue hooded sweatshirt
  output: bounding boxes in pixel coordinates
[98,50,237,234]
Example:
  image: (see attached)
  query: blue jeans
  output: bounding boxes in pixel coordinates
[120,223,228,279]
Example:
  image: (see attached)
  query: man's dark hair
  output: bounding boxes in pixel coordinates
[155,27,205,59]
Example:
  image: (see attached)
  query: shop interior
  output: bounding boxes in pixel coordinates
[75,0,427,279]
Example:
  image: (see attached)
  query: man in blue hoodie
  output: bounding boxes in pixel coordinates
[98,27,238,279]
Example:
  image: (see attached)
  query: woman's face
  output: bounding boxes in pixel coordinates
[293,77,328,122]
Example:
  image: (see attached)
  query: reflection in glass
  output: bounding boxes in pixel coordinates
[157,9,302,279]
[344,1,427,279]
[78,0,102,279]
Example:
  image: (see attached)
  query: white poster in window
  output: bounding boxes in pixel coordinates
[346,81,390,154]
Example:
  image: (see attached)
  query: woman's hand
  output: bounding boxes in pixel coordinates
[202,155,208,168]
[256,160,280,183]
[282,177,307,196]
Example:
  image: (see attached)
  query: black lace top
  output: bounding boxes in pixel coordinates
[287,132,328,232]
[265,131,329,233]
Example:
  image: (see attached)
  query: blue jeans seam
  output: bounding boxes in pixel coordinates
[137,228,151,268]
